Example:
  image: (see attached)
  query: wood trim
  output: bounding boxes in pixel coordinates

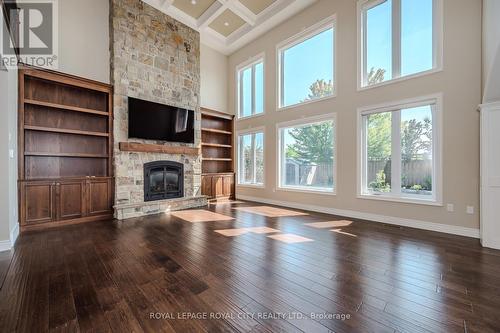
[24,152,109,158]
[119,142,201,155]
[201,107,235,120]
[202,128,232,135]
[24,99,109,116]
[24,125,110,137]
[19,64,112,92]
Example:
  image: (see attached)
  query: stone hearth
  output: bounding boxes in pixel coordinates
[110,0,206,219]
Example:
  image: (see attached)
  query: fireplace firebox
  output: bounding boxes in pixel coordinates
[144,161,184,202]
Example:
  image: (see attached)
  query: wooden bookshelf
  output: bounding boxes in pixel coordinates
[18,66,114,231]
[201,108,235,200]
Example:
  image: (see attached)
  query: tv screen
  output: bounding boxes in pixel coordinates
[128,97,195,143]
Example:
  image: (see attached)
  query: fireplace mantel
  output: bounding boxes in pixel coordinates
[119,142,201,155]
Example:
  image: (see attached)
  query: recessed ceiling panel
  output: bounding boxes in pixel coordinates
[208,9,246,37]
[239,0,277,14]
[172,0,217,19]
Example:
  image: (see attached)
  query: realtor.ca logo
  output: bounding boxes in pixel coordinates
[1,0,58,69]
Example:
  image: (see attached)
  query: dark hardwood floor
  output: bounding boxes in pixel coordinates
[1,200,500,333]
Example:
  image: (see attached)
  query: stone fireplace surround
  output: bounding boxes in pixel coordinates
[111,0,207,220]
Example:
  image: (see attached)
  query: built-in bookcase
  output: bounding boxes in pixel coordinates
[201,108,235,200]
[18,66,114,230]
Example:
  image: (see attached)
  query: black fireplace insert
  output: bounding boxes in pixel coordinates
[144,161,184,202]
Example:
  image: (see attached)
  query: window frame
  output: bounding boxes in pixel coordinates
[236,127,266,188]
[276,15,337,111]
[236,53,266,120]
[357,0,443,90]
[276,113,337,195]
[357,94,443,206]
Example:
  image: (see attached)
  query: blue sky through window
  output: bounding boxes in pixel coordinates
[282,27,334,107]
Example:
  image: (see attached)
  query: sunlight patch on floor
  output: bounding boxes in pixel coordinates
[171,210,235,223]
[267,233,314,244]
[209,200,245,206]
[331,229,358,237]
[304,220,353,229]
[233,206,309,217]
[215,227,280,237]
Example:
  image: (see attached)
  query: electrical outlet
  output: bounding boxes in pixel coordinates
[466,206,474,215]
[446,204,454,212]
[9,149,14,159]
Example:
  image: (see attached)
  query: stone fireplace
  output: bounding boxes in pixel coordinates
[110,0,207,220]
[144,161,184,201]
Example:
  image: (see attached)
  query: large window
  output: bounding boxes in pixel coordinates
[359,0,441,88]
[278,17,335,109]
[237,56,264,119]
[237,130,264,186]
[359,95,441,204]
[278,115,336,193]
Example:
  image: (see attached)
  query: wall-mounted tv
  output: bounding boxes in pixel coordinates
[128,97,195,144]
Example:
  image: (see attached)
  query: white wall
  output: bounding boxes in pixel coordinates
[483,0,500,103]
[200,43,229,113]
[0,67,18,249]
[229,0,482,235]
[58,0,110,83]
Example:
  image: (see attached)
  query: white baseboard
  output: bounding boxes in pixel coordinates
[237,195,480,239]
[481,236,500,250]
[0,240,11,252]
[10,223,19,248]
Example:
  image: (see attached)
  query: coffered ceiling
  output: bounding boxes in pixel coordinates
[142,0,317,55]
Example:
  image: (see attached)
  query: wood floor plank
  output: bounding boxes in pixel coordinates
[1,200,500,332]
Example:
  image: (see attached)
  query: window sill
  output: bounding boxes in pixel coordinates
[237,183,265,189]
[278,186,336,196]
[358,67,443,92]
[277,93,337,112]
[237,112,265,121]
[357,194,443,207]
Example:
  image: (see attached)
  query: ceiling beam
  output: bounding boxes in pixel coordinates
[226,0,256,26]
[197,0,225,28]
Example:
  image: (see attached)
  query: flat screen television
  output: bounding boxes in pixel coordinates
[128,97,195,143]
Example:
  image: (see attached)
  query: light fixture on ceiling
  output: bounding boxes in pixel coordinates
[191,0,197,4]
[224,22,229,26]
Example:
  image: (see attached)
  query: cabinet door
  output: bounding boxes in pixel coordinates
[56,180,85,220]
[222,175,234,198]
[212,176,224,198]
[87,178,113,216]
[201,175,213,198]
[21,181,55,225]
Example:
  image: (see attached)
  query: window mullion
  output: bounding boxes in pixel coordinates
[251,134,256,184]
[362,9,368,86]
[239,72,244,118]
[251,65,256,116]
[391,110,402,195]
[392,0,401,79]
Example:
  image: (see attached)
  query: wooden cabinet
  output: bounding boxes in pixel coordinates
[19,177,113,228]
[201,173,235,200]
[200,108,235,201]
[57,180,85,220]
[18,66,114,231]
[21,181,56,225]
[87,178,113,216]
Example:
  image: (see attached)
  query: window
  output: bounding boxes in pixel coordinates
[237,57,264,119]
[278,115,336,193]
[278,17,335,109]
[237,130,264,186]
[359,95,442,204]
[359,0,441,87]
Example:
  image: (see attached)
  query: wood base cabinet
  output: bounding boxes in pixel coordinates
[20,177,113,230]
[201,173,235,200]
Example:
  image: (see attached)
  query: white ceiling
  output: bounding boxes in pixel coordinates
[142,0,317,55]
